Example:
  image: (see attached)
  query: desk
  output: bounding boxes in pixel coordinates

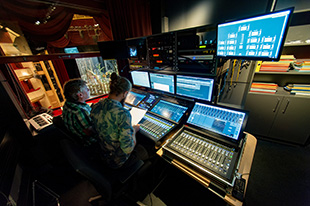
[157,132,257,206]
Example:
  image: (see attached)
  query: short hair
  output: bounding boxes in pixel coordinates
[109,72,132,96]
[63,79,87,102]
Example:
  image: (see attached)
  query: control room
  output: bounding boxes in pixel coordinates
[0,0,309,205]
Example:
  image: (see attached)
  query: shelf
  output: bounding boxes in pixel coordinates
[255,71,310,75]
[249,87,310,98]
[36,71,45,76]
[14,68,34,80]
[27,89,45,103]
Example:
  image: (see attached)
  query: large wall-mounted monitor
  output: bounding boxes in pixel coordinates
[130,71,150,88]
[176,75,214,102]
[149,73,175,94]
[217,8,293,61]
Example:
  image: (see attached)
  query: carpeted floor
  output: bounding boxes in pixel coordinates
[244,138,310,206]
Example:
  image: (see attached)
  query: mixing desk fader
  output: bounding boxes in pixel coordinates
[138,99,189,142]
[139,113,175,141]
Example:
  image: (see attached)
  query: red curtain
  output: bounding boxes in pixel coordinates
[106,0,152,79]
[51,59,70,87]
[0,0,73,42]
[94,12,114,41]
[106,0,152,40]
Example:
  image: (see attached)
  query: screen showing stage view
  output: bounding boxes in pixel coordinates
[131,71,150,88]
[217,8,293,60]
[187,103,246,141]
[176,75,214,102]
[150,73,175,94]
[151,100,187,123]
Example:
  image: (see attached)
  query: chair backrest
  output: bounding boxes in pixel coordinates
[52,115,83,145]
[60,138,114,200]
[54,115,145,201]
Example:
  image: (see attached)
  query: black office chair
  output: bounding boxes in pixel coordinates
[52,116,146,203]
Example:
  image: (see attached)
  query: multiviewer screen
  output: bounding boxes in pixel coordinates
[217,8,292,60]
[187,103,246,141]
[151,100,187,123]
[131,71,150,88]
[150,73,175,94]
[176,75,214,102]
[125,91,146,106]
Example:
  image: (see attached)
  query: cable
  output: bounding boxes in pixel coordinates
[241,173,250,177]
[149,193,153,206]
[235,60,243,82]
[0,191,13,206]
[230,59,237,86]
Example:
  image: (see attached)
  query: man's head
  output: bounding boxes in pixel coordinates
[63,79,90,103]
[109,72,132,106]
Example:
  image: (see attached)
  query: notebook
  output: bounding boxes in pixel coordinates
[163,102,248,186]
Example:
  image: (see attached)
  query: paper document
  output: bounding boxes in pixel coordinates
[130,107,147,125]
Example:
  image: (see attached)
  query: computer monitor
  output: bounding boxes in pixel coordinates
[217,8,293,61]
[130,71,150,88]
[176,75,214,102]
[149,73,175,94]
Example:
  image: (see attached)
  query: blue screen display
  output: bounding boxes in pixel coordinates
[150,73,175,94]
[131,71,150,88]
[64,47,79,53]
[176,75,214,102]
[125,91,146,106]
[187,103,246,141]
[217,9,292,60]
[151,100,187,123]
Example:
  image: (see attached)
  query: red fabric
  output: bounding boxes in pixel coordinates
[0,0,73,42]
[106,0,152,40]
[51,59,70,86]
[48,17,113,48]
[94,12,114,41]
[0,31,13,43]
[48,36,70,48]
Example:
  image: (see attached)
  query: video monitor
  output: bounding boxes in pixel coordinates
[176,75,214,102]
[125,91,146,106]
[64,47,79,53]
[126,37,147,61]
[217,8,293,61]
[129,46,138,57]
[149,73,175,94]
[130,71,150,88]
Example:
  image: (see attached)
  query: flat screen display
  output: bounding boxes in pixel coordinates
[125,91,146,106]
[217,8,293,61]
[64,47,79,53]
[176,75,214,102]
[150,73,175,94]
[187,102,247,141]
[131,71,150,88]
[151,100,188,123]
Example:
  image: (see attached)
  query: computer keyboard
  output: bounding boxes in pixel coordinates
[29,113,53,131]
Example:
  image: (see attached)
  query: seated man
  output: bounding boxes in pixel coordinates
[91,73,147,169]
[62,78,97,147]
